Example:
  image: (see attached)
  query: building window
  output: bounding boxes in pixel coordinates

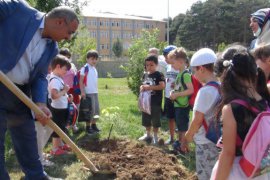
[92,20,97,26]
[90,31,97,38]
[100,44,105,49]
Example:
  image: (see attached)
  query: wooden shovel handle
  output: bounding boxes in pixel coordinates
[0,71,98,173]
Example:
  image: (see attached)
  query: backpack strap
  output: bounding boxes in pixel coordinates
[180,69,189,90]
[49,77,64,86]
[202,81,220,131]
[230,99,263,147]
[231,99,260,114]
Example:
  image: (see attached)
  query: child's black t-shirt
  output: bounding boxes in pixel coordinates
[142,71,165,106]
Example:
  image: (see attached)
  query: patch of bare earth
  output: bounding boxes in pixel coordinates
[79,139,196,180]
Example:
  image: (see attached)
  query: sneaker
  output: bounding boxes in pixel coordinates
[138,134,153,143]
[172,141,186,155]
[86,127,96,135]
[91,124,100,132]
[72,125,79,134]
[59,144,72,151]
[172,141,181,151]
[152,136,158,145]
[43,153,52,159]
[165,138,174,145]
[42,159,55,167]
[50,148,67,156]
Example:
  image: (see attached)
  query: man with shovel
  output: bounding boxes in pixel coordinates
[0,0,79,179]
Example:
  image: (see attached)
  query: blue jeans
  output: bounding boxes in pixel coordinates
[0,83,46,180]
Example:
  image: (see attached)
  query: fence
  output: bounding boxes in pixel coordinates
[96,60,128,78]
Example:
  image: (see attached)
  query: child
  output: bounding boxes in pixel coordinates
[60,48,79,133]
[168,47,194,152]
[162,45,178,144]
[210,46,270,179]
[253,44,270,92]
[183,48,219,180]
[79,50,100,134]
[138,55,165,144]
[48,55,72,155]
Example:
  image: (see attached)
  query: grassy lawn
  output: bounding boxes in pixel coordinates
[6,78,196,179]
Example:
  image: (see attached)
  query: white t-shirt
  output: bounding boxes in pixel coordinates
[157,55,167,76]
[165,65,179,98]
[193,84,220,144]
[48,74,68,109]
[80,64,98,94]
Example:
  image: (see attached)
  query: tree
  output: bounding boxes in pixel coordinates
[112,38,123,58]
[123,29,166,96]
[68,26,96,67]
[169,14,186,44]
[26,0,89,13]
[173,0,269,51]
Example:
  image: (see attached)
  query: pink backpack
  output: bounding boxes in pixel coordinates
[232,99,270,178]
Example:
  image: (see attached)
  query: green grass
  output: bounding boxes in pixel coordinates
[6,78,196,179]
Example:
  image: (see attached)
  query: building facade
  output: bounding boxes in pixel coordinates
[82,12,166,57]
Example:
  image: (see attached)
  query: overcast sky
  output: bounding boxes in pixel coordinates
[82,0,203,19]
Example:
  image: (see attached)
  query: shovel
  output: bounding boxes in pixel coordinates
[0,71,115,176]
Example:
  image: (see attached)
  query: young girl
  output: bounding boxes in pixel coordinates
[211,47,270,179]
[253,44,270,93]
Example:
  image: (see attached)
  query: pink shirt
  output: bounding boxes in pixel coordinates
[63,63,77,88]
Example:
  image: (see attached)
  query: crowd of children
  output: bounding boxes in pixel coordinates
[32,42,270,180]
[137,43,270,180]
[34,49,101,169]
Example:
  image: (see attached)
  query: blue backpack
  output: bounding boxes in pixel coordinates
[201,81,222,144]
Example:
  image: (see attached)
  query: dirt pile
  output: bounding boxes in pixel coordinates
[81,139,196,180]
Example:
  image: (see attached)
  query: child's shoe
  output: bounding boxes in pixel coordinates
[165,137,174,145]
[91,124,100,132]
[59,144,72,151]
[50,148,67,156]
[172,141,186,155]
[72,125,79,134]
[138,134,153,143]
[42,159,55,167]
[152,136,158,145]
[86,126,96,135]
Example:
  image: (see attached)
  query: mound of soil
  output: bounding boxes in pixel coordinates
[80,139,196,180]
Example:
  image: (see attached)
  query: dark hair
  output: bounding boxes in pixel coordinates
[201,63,214,72]
[86,50,99,59]
[253,44,270,62]
[145,54,158,65]
[214,45,247,77]
[217,50,270,122]
[47,6,79,23]
[59,48,71,58]
[51,54,71,70]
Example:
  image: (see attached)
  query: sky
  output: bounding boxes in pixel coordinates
[82,0,202,20]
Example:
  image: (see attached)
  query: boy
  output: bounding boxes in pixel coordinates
[168,47,194,152]
[48,55,72,155]
[162,45,178,144]
[79,50,100,134]
[138,55,165,144]
[184,48,219,180]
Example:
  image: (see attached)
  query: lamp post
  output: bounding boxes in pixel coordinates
[167,0,170,44]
